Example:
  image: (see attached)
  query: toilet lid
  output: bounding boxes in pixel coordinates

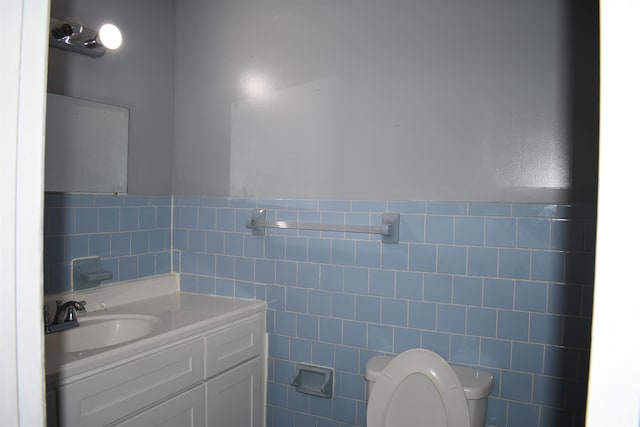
[367,349,470,427]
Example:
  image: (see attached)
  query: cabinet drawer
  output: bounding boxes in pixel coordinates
[205,315,263,378]
[113,384,205,427]
[58,339,204,427]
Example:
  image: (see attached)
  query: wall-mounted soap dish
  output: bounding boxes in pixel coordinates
[291,363,333,399]
[72,257,113,290]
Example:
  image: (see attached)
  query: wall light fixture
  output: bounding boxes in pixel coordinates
[50,17,122,58]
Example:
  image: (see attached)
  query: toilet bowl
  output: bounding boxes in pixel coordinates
[365,349,494,427]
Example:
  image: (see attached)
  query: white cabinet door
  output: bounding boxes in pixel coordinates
[206,357,263,427]
[113,385,205,427]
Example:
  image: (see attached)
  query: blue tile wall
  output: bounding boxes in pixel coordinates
[173,197,595,427]
[43,193,173,294]
[46,196,594,426]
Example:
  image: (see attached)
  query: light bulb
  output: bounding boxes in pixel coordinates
[98,24,122,50]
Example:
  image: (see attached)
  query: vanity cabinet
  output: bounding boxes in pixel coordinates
[48,312,265,427]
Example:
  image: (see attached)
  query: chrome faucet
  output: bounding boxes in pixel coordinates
[44,300,86,334]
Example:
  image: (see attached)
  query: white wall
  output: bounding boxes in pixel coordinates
[47,0,175,195]
[1,0,48,425]
[586,1,640,425]
[174,0,598,202]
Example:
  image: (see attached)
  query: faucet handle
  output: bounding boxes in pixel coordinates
[43,305,52,329]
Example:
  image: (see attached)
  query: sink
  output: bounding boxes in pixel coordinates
[46,314,161,353]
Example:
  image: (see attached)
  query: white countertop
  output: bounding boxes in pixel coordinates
[45,275,266,384]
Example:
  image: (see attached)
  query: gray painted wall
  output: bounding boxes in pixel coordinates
[174,0,598,202]
[47,0,175,195]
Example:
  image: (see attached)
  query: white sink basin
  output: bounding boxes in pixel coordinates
[46,314,161,353]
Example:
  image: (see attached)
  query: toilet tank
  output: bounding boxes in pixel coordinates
[365,355,493,427]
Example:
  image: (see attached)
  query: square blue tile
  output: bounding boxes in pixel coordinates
[286,287,308,313]
[547,283,582,315]
[296,314,318,340]
[532,375,565,407]
[530,313,563,345]
[426,215,454,244]
[483,278,514,309]
[355,296,381,323]
[235,257,254,282]
[88,234,109,258]
[468,247,498,277]
[331,239,356,266]
[266,285,286,310]
[382,243,409,270]
[466,307,497,337]
[331,292,355,319]
[120,208,138,231]
[275,311,297,336]
[497,310,529,341]
[501,371,532,402]
[76,208,98,233]
[311,341,335,367]
[408,301,436,329]
[436,304,466,333]
[290,338,312,363]
[308,290,331,316]
[139,207,156,230]
[319,317,342,344]
[286,236,308,262]
[515,281,548,312]
[550,219,585,251]
[400,214,426,243]
[342,267,368,294]
[215,254,234,278]
[369,269,395,297]
[308,238,331,263]
[408,244,437,272]
[276,261,297,286]
[224,233,243,256]
[119,256,138,281]
[480,338,511,369]
[340,372,365,400]
[506,401,539,427]
[452,276,482,306]
[486,218,517,247]
[187,230,205,252]
[498,249,530,279]
[343,320,367,348]
[395,271,422,300]
[255,259,276,284]
[298,263,320,289]
[205,231,224,253]
[320,265,344,291]
[455,216,485,246]
[531,251,564,282]
[367,324,393,352]
[450,335,480,365]
[333,396,357,424]
[355,240,381,268]
[110,233,130,257]
[517,218,550,249]
[381,298,408,326]
[335,345,360,373]
[512,342,544,373]
[196,253,215,276]
[437,245,467,275]
[424,274,452,303]
[98,208,119,232]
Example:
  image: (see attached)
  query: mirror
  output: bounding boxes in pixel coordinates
[44,93,129,194]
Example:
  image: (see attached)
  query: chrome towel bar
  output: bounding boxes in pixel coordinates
[246,209,400,243]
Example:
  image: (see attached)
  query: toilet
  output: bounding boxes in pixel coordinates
[365,349,494,427]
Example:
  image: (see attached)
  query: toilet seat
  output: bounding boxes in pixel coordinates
[366,349,471,427]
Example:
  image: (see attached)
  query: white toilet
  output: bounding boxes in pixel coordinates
[365,349,494,427]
